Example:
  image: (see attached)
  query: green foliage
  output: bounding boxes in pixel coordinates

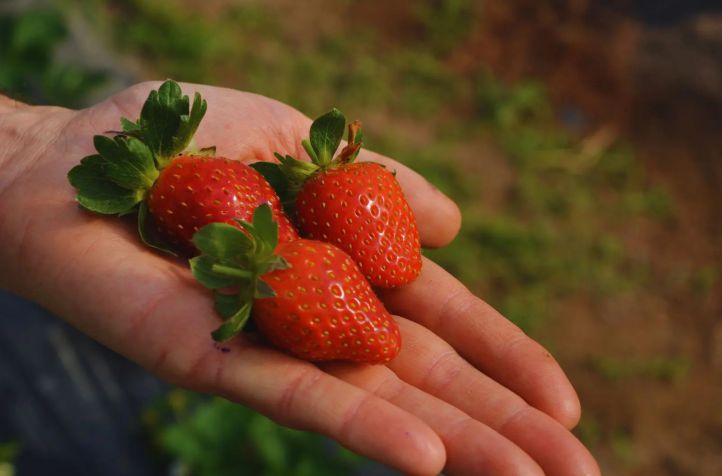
[0,8,106,107]
[610,430,637,467]
[416,0,476,54]
[143,391,363,476]
[106,0,229,83]
[574,415,602,448]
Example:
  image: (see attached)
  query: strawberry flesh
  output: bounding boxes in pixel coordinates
[253,239,401,363]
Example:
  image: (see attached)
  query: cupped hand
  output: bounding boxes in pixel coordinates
[0,82,599,476]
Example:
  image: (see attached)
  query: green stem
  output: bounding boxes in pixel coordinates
[302,139,320,164]
[211,264,254,279]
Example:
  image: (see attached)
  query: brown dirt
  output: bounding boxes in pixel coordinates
[459,2,722,474]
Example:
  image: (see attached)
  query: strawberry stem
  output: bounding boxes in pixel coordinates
[211,265,254,279]
[302,139,320,164]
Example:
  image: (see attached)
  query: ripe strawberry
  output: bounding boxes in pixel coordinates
[191,204,401,363]
[255,109,421,288]
[67,80,297,255]
[147,156,297,256]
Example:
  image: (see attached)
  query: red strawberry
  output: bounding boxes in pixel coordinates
[67,80,298,255]
[147,155,297,256]
[295,161,420,287]
[191,205,401,364]
[256,110,422,288]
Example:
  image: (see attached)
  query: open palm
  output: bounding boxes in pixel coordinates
[0,83,598,475]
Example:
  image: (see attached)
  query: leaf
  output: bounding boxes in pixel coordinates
[136,80,207,165]
[251,161,285,193]
[137,201,177,255]
[93,135,158,190]
[251,203,278,250]
[172,91,207,156]
[267,255,290,272]
[193,222,252,259]
[214,291,243,319]
[301,139,319,163]
[189,255,240,289]
[211,302,252,341]
[68,155,143,214]
[120,117,140,132]
[254,278,276,299]
[251,161,299,212]
[309,109,346,165]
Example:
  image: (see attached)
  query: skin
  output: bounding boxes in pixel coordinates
[0,82,600,476]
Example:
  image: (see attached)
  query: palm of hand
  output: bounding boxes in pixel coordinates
[0,83,598,476]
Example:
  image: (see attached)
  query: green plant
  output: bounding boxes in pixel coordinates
[589,356,690,383]
[144,391,363,476]
[0,8,106,107]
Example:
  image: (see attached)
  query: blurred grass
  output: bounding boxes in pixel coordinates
[142,390,362,476]
[0,7,106,107]
[1,0,684,473]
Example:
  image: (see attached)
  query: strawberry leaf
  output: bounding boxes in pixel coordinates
[309,109,346,165]
[136,80,207,167]
[190,255,242,289]
[120,117,140,132]
[266,255,290,272]
[92,135,158,190]
[68,154,144,214]
[250,161,296,210]
[214,291,243,319]
[211,302,252,341]
[302,139,319,163]
[137,201,177,255]
[250,203,278,254]
[172,91,207,157]
[190,205,294,341]
[192,223,254,263]
[254,278,276,299]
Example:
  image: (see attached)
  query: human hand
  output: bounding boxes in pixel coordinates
[0,83,599,475]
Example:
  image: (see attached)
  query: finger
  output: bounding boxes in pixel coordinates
[187,345,446,476]
[324,361,544,476]
[388,317,600,476]
[357,148,462,248]
[378,258,582,428]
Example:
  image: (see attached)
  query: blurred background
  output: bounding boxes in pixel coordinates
[1,0,721,475]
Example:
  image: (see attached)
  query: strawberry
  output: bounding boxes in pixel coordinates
[191,204,401,363]
[254,110,421,288]
[68,80,297,255]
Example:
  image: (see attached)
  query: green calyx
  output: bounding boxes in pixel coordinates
[252,108,364,210]
[121,79,208,168]
[189,204,290,341]
[67,79,208,253]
